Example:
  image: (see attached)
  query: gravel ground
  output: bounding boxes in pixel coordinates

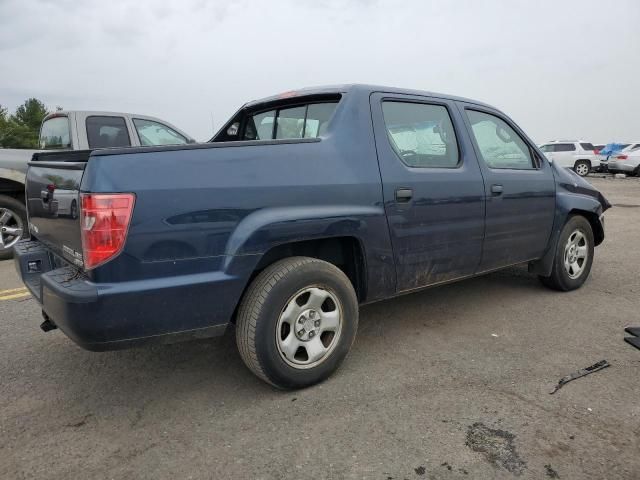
[0,176,639,480]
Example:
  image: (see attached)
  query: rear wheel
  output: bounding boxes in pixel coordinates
[236,257,358,389]
[539,215,594,291]
[573,160,590,177]
[0,195,27,261]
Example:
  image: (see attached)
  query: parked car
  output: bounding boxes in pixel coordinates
[0,111,194,259]
[538,140,600,176]
[14,85,610,389]
[608,147,640,176]
[597,142,632,171]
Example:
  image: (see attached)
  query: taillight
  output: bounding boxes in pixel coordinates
[616,155,628,160]
[80,193,135,269]
[594,149,600,155]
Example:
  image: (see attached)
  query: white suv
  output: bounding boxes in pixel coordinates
[538,141,600,177]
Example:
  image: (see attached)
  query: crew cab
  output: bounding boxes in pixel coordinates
[0,110,194,259]
[14,85,610,389]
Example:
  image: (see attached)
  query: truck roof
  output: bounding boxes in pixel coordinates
[42,110,181,122]
[244,84,493,109]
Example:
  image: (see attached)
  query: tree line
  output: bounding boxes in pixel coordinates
[0,98,52,149]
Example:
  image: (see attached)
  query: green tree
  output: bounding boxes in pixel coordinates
[0,98,51,148]
[13,98,48,131]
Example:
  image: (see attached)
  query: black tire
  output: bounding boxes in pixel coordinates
[539,216,594,291]
[236,257,358,389]
[0,194,27,261]
[573,160,591,177]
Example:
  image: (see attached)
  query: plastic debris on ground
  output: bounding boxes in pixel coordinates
[549,360,610,394]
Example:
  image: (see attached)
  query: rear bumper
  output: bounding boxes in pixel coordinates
[13,239,241,351]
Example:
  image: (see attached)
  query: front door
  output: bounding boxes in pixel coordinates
[458,104,556,272]
[370,93,486,292]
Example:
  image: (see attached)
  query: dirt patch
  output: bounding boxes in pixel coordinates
[466,422,527,476]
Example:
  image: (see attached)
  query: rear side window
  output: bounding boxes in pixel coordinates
[133,119,188,146]
[554,143,576,152]
[539,144,553,153]
[381,101,459,168]
[86,116,131,148]
[580,143,594,151]
[40,116,71,149]
[243,102,338,141]
[466,110,535,170]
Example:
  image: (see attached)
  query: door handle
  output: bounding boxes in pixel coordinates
[395,188,413,203]
[490,184,503,195]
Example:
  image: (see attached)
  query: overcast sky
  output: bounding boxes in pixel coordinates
[1,0,638,142]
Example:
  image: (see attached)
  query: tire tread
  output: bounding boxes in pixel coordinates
[236,257,323,387]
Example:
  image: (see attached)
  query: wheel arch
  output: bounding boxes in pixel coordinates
[574,158,592,166]
[0,177,26,202]
[228,235,368,325]
[529,196,605,276]
[568,209,604,246]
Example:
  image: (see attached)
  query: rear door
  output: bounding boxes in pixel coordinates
[552,143,576,168]
[370,92,485,292]
[458,104,556,272]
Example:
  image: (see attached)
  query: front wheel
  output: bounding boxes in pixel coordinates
[573,160,591,177]
[236,257,358,389]
[539,216,594,291]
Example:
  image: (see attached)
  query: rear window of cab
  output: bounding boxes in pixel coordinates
[214,95,341,142]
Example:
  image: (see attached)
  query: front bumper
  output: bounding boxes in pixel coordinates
[14,239,235,351]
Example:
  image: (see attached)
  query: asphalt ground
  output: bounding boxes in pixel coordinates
[1,176,639,479]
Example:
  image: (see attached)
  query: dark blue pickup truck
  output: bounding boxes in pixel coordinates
[14,85,610,388]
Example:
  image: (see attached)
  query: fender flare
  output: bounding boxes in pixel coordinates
[221,205,384,273]
[529,192,604,276]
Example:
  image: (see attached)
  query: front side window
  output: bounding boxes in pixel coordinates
[133,119,188,146]
[86,116,131,148]
[466,110,535,170]
[243,102,338,141]
[381,101,459,168]
[40,116,71,149]
[580,142,594,151]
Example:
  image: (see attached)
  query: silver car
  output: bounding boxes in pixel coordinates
[608,147,640,176]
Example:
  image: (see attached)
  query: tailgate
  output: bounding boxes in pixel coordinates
[26,150,91,268]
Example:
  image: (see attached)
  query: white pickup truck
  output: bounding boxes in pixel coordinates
[0,110,194,259]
